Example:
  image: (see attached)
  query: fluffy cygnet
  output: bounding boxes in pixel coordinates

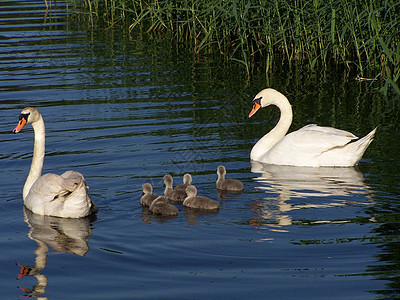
[149,196,179,216]
[216,165,244,192]
[183,185,220,210]
[163,174,186,202]
[140,183,159,207]
[174,173,192,193]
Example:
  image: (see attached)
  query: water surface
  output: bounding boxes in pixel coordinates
[1,1,400,299]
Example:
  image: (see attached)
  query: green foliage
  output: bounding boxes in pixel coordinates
[78,0,400,95]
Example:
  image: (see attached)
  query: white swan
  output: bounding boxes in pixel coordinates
[13,107,97,218]
[248,88,377,167]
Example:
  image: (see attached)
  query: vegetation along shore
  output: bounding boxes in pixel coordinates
[76,0,399,96]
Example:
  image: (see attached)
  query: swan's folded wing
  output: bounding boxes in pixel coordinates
[261,125,360,166]
[60,170,89,189]
[299,124,358,139]
[29,173,83,202]
[24,172,93,218]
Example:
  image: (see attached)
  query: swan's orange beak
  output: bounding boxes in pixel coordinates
[13,115,28,133]
[248,99,261,118]
[17,263,31,279]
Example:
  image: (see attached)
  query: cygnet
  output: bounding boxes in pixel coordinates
[174,173,192,193]
[149,196,179,216]
[216,165,244,192]
[163,174,186,202]
[183,185,220,210]
[140,183,158,207]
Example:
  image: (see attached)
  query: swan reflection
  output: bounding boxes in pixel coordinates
[17,207,93,298]
[250,161,374,229]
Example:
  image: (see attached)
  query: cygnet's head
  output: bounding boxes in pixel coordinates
[183,173,192,184]
[185,185,197,197]
[163,174,173,187]
[142,183,153,194]
[217,165,226,176]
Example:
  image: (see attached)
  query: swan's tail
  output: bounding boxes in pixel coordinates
[351,127,377,164]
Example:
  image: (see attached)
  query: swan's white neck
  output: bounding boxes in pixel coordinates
[250,93,293,161]
[23,116,45,200]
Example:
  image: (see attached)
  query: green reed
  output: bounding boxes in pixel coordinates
[77,0,400,95]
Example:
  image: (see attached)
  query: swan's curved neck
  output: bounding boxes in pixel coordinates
[23,116,45,200]
[250,95,293,161]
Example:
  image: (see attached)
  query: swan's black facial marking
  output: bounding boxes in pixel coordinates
[13,112,31,133]
[249,96,262,118]
[252,97,262,106]
[19,113,30,122]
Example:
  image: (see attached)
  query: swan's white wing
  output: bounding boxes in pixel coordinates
[260,125,360,167]
[24,172,92,218]
[299,124,358,139]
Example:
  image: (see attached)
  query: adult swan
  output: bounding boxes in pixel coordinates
[248,89,376,167]
[13,107,97,218]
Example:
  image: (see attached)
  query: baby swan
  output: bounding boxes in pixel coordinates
[140,183,158,207]
[149,196,179,216]
[174,173,193,193]
[163,174,186,202]
[183,185,220,210]
[216,165,244,192]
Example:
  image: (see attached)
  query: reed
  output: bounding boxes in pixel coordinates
[78,0,400,95]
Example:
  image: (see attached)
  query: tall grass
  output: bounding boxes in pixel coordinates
[78,0,400,95]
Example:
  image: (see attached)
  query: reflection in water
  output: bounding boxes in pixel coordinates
[17,207,93,298]
[140,204,219,225]
[250,161,374,229]
[183,207,220,225]
[140,206,179,224]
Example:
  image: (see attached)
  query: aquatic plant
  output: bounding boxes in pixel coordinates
[77,0,399,95]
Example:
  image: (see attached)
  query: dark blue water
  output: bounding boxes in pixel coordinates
[1,1,400,299]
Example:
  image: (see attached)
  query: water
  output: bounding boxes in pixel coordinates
[1,1,400,299]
